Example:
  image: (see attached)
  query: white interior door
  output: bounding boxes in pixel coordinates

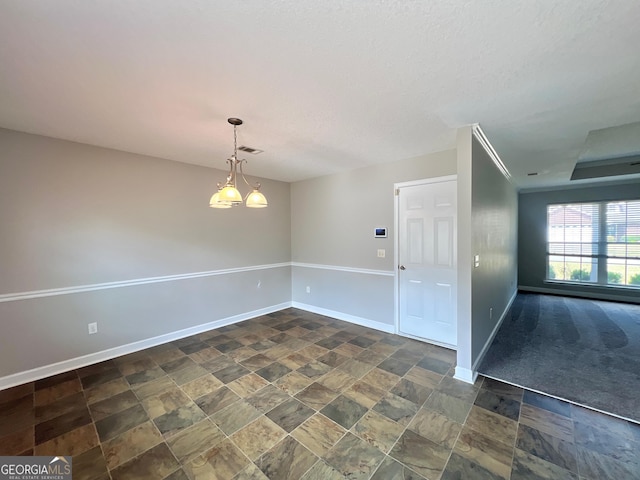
[397,178,457,347]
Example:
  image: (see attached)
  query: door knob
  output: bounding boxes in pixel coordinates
[399,265,406,270]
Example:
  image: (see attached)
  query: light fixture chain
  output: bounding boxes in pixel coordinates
[233,124,238,159]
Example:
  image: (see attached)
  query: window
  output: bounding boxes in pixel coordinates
[547,203,599,283]
[606,201,640,286]
[547,200,640,287]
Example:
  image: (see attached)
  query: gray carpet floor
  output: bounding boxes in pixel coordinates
[479,292,640,424]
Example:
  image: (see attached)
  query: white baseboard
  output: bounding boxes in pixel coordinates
[471,289,518,373]
[397,331,456,351]
[453,289,517,385]
[0,302,291,391]
[1,301,400,391]
[291,302,395,334]
[454,366,477,384]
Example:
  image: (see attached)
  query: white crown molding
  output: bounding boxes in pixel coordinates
[472,124,512,182]
[0,263,290,303]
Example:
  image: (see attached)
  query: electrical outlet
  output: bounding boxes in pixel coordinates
[306,286,311,294]
[377,249,385,258]
[88,322,98,335]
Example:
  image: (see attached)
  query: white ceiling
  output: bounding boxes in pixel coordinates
[1,1,640,189]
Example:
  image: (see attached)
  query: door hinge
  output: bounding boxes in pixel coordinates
[395,188,399,196]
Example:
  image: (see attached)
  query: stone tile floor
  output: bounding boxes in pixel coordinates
[1,308,639,479]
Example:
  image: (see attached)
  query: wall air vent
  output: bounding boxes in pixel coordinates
[571,153,640,181]
[238,145,263,154]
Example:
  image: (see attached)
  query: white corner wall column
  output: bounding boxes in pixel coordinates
[454,126,475,383]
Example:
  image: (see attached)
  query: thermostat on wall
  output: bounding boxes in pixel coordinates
[374,227,387,238]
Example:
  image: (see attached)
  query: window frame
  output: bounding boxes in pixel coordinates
[546,200,640,289]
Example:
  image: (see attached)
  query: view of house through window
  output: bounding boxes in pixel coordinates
[547,201,640,287]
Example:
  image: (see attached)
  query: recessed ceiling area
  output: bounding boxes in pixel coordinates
[571,153,640,182]
[1,1,639,189]
[570,121,640,182]
[579,121,640,162]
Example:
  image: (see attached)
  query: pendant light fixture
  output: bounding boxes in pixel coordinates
[209,118,268,209]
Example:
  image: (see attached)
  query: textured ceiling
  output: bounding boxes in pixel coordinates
[1,1,639,188]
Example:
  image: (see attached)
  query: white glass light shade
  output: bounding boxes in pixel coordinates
[209,192,232,209]
[219,185,243,204]
[246,190,268,208]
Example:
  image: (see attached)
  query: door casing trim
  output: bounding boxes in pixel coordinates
[393,174,458,343]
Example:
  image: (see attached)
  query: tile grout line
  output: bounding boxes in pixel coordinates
[363,360,452,479]
[569,404,582,480]
[438,374,483,480]
[509,388,525,480]
[6,312,519,480]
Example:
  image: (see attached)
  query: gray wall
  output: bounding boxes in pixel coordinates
[470,135,519,363]
[456,128,519,375]
[519,181,640,303]
[291,150,457,325]
[0,128,291,378]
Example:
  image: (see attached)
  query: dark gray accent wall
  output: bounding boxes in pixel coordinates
[470,136,519,363]
[519,181,640,303]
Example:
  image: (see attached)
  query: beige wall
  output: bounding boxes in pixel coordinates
[291,150,457,326]
[0,128,291,380]
[292,150,457,270]
[1,129,290,293]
